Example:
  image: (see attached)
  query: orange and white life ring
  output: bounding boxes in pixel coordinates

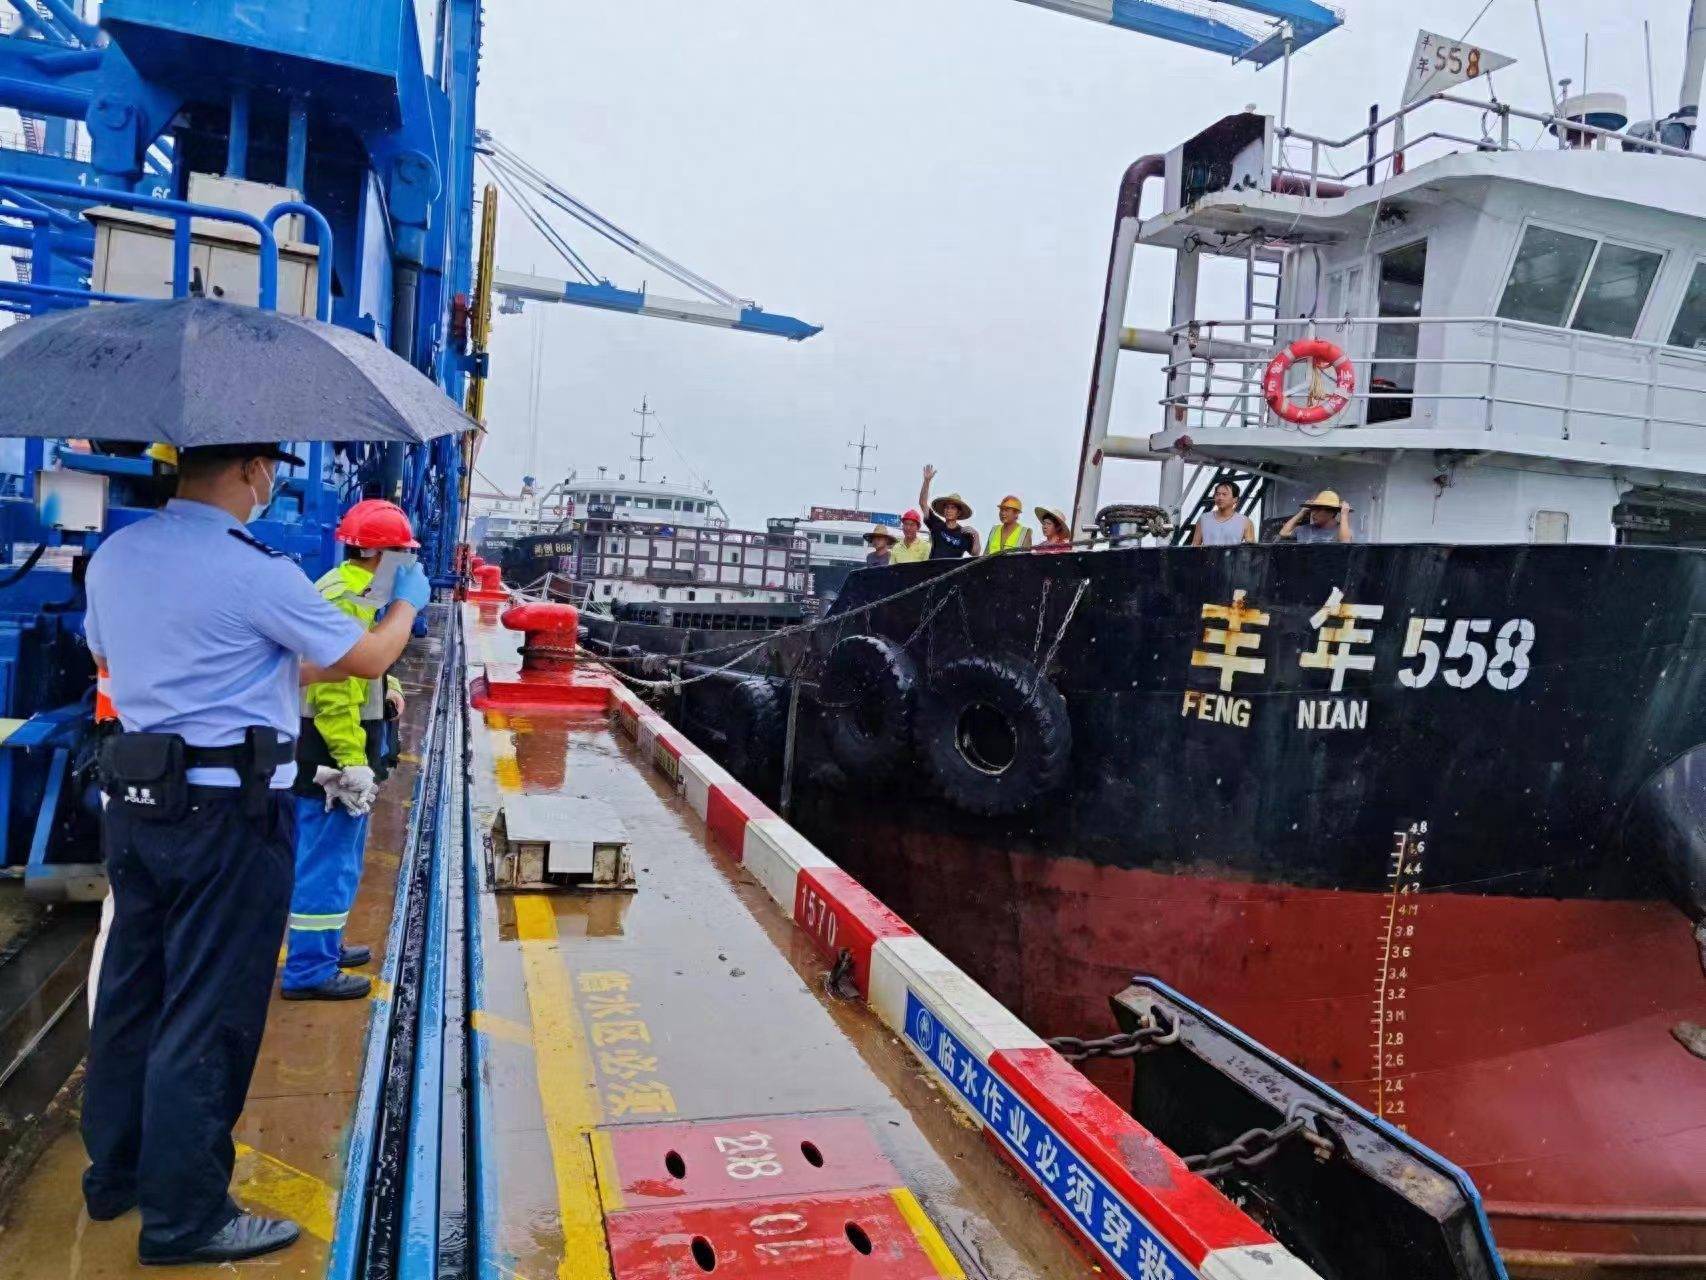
[1262,338,1356,426]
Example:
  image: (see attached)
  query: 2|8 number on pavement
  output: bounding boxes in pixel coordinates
[714,1131,784,1180]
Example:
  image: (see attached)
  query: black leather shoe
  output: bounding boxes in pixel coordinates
[139,1214,300,1265]
[282,972,371,1001]
[86,1195,136,1221]
[338,944,372,968]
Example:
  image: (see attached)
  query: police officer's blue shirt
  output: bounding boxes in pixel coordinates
[84,499,367,787]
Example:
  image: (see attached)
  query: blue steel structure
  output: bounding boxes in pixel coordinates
[0,0,484,888]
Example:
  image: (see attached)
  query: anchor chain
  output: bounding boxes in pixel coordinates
[1047,1007,1179,1062]
[1185,1103,1341,1182]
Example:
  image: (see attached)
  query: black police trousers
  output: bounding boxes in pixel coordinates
[83,788,295,1257]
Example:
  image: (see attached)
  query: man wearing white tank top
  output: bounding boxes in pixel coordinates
[1191,480,1255,546]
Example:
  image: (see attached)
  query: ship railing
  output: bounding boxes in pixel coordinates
[586,520,812,596]
[1162,313,1706,450]
[1271,91,1706,195]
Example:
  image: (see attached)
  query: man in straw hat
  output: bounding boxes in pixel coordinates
[1278,489,1355,544]
[863,524,899,567]
[918,465,980,559]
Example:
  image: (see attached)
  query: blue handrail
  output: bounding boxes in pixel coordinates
[0,173,281,310]
[263,200,334,322]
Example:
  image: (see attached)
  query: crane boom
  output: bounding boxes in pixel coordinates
[479,135,822,341]
[493,269,821,340]
[1014,0,1341,65]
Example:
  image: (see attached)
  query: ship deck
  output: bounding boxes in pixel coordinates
[0,604,1112,1277]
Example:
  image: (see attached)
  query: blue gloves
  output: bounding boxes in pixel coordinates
[392,561,432,612]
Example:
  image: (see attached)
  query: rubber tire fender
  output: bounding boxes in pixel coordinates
[915,655,1071,817]
[718,676,786,787]
[819,634,919,780]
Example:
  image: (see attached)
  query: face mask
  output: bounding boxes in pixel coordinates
[246,466,272,523]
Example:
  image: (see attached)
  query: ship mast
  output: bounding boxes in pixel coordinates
[1680,0,1706,146]
[630,396,656,483]
[842,425,878,509]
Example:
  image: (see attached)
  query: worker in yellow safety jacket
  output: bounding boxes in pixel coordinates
[985,494,1033,555]
[280,499,418,1000]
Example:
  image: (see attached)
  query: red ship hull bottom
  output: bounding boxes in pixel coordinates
[810,814,1706,1273]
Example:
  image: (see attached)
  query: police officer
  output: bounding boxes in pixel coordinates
[282,498,418,1001]
[80,443,432,1266]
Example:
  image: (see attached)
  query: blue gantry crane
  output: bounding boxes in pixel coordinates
[0,0,486,892]
[478,134,822,341]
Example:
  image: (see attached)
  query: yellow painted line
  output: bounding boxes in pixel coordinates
[399,751,422,764]
[891,1188,966,1278]
[514,893,613,1280]
[233,1140,337,1243]
[494,755,522,792]
[589,1129,624,1215]
[369,978,393,1003]
[471,1007,533,1046]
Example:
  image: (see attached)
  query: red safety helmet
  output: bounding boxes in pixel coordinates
[336,499,420,549]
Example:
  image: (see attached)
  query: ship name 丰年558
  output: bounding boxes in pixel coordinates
[1186,589,1538,728]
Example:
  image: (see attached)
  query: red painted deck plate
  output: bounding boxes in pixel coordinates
[606,1189,949,1278]
[603,1114,899,1210]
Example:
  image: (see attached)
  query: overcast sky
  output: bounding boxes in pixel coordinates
[475,0,1693,527]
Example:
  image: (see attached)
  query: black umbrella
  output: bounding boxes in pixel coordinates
[0,297,473,446]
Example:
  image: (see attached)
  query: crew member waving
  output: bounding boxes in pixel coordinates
[282,499,418,1001]
[80,444,432,1266]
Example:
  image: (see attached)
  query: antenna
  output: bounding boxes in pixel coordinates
[1646,21,1659,128]
[842,426,877,510]
[1533,0,1562,119]
[630,396,658,484]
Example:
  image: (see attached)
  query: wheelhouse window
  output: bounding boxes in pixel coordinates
[1497,225,1662,338]
[1573,244,1663,337]
[1667,262,1706,350]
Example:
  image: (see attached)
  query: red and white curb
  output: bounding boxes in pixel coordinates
[604,680,1319,1280]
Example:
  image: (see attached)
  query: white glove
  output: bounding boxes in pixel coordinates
[326,764,378,816]
[314,766,344,812]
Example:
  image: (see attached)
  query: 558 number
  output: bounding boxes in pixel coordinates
[1398,617,1533,691]
[1431,42,1483,78]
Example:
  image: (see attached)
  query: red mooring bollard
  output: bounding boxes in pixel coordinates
[471,564,506,598]
[501,602,581,674]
